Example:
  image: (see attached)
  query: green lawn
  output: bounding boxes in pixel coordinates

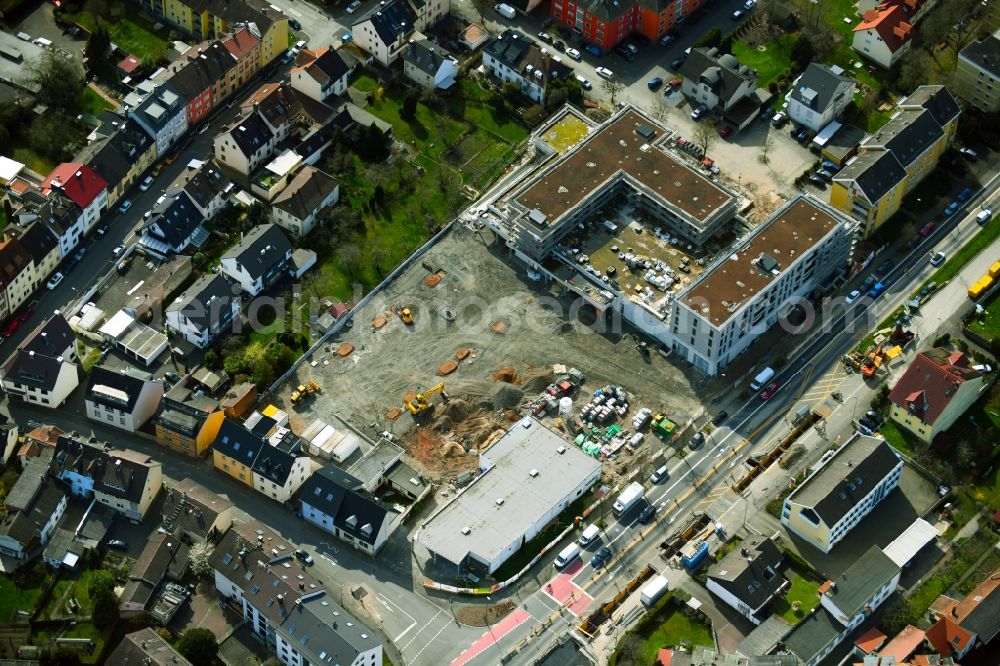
[877,419,920,457]
[907,531,996,615]
[0,567,48,623]
[611,596,714,665]
[772,571,821,624]
[33,623,108,664]
[731,33,795,86]
[64,10,170,64]
[74,87,115,117]
[10,142,57,176]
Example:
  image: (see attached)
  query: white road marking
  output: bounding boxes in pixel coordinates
[399,609,444,652]
[409,616,455,663]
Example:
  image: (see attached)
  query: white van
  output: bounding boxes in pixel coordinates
[554,542,581,569]
[579,524,600,548]
[750,366,775,391]
[495,3,516,18]
[977,209,992,225]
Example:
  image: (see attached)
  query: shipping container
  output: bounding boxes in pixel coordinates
[640,575,668,606]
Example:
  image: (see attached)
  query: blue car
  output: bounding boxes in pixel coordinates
[584,44,603,57]
[590,546,612,569]
[958,187,974,202]
[945,202,960,216]
[868,282,885,298]
[821,160,840,172]
[647,77,663,91]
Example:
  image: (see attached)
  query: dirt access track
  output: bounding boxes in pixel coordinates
[284,226,707,480]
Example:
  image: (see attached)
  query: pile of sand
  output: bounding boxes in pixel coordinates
[491,385,524,409]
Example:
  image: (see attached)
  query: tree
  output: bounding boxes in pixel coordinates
[41,649,83,666]
[650,97,671,122]
[615,633,642,665]
[223,349,246,376]
[335,243,362,280]
[470,0,493,22]
[546,75,583,110]
[85,24,111,62]
[23,52,85,111]
[92,586,119,629]
[188,542,215,578]
[898,50,933,93]
[601,75,625,106]
[87,569,116,598]
[922,0,987,53]
[400,93,418,120]
[693,27,721,49]
[791,35,815,71]
[693,121,718,157]
[30,115,76,160]
[177,628,219,664]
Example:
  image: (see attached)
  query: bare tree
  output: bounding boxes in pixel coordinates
[602,76,625,107]
[470,0,493,22]
[615,634,642,666]
[694,121,718,157]
[650,97,671,122]
[188,542,215,578]
[742,12,773,49]
[922,0,988,53]
[759,135,773,164]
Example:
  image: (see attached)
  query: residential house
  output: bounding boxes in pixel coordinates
[299,466,393,555]
[852,0,917,69]
[830,85,960,235]
[220,223,293,295]
[159,40,238,126]
[84,365,165,433]
[42,501,114,570]
[84,118,157,207]
[781,547,901,666]
[955,28,1000,112]
[120,531,191,617]
[403,38,458,89]
[106,628,193,666]
[138,0,288,66]
[18,424,62,465]
[888,348,992,444]
[140,190,209,254]
[123,79,189,156]
[781,434,903,553]
[11,192,85,259]
[706,538,787,625]
[222,27,263,90]
[0,314,79,408]
[351,0,451,66]
[51,437,164,523]
[549,0,710,52]
[241,82,303,143]
[154,376,225,457]
[41,163,108,233]
[251,431,312,503]
[214,110,276,176]
[679,47,758,116]
[209,521,383,666]
[166,273,241,348]
[270,166,339,237]
[0,458,68,565]
[169,159,233,219]
[161,478,234,544]
[787,63,854,133]
[15,220,61,290]
[211,416,267,487]
[291,47,351,102]
[926,565,1000,659]
[876,624,927,663]
[483,29,572,104]
[0,235,36,321]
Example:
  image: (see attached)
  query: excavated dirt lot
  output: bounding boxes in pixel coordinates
[286,226,707,482]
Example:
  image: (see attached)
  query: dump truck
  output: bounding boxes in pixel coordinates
[651,414,676,438]
[291,380,321,404]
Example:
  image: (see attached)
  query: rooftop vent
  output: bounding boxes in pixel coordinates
[496,498,505,506]
[461,526,471,535]
[529,469,539,477]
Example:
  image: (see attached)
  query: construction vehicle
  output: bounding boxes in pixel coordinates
[399,307,414,325]
[861,344,884,378]
[291,380,321,404]
[406,382,446,415]
[651,414,676,438]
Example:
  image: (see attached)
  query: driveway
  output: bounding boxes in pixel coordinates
[11,2,86,61]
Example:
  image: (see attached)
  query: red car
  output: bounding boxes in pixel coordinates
[920,222,935,237]
[1,319,19,337]
[718,126,734,138]
[16,309,31,323]
[668,78,682,89]
[760,382,779,400]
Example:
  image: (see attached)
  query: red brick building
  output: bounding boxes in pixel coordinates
[550,0,709,51]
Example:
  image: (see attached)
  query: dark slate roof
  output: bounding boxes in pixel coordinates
[790,63,852,113]
[212,417,266,465]
[864,108,943,167]
[0,237,32,292]
[251,445,301,486]
[789,436,902,527]
[107,628,193,666]
[960,32,1000,77]
[404,39,453,75]
[175,160,231,211]
[129,531,191,585]
[21,315,76,358]
[16,221,59,265]
[679,47,756,106]
[299,466,388,546]
[354,0,418,44]
[52,437,158,505]
[161,478,233,540]
[4,352,67,391]
[226,110,274,158]
[4,457,50,512]
[296,47,351,85]
[86,365,147,413]
[0,480,65,546]
[833,150,907,204]
[900,85,961,128]
[272,166,338,220]
[142,190,205,249]
[962,589,1000,645]
[222,224,292,280]
[781,607,843,663]
[166,41,237,98]
[166,274,240,333]
[824,546,900,619]
[87,119,154,189]
[484,29,533,69]
[707,538,785,615]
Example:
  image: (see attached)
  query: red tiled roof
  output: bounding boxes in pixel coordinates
[951,566,1000,622]
[926,616,974,656]
[657,648,673,666]
[879,624,925,661]
[223,27,260,59]
[855,627,887,655]
[118,55,142,74]
[888,348,984,426]
[42,163,107,209]
[854,2,913,54]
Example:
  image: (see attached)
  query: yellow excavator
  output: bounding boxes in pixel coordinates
[399,307,414,325]
[406,382,446,415]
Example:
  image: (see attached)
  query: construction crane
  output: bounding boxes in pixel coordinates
[406,382,446,415]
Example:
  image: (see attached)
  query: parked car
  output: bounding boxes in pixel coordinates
[732,9,744,19]
[958,187,975,202]
[958,146,979,161]
[46,272,64,290]
[689,432,705,449]
[651,465,669,484]
[289,18,302,29]
[718,125,734,138]
[920,222,935,237]
[944,201,960,216]
[118,199,132,214]
[807,174,826,188]
[591,546,612,568]
[595,66,614,79]
[711,411,728,426]
[537,31,554,45]
[638,503,657,524]
[346,0,361,12]
[690,104,708,121]
[845,289,861,304]
[670,56,686,70]
[668,77,682,89]
[930,251,946,266]
[744,0,757,8]
[294,549,314,565]
[112,244,125,257]
[821,159,840,172]
[868,281,886,298]
[106,539,128,550]
[760,382,778,400]
[553,40,566,52]
[977,209,993,225]
[151,163,164,177]
[566,47,582,60]
[2,319,19,337]
[647,76,663,91]
[815,169,834,181]
[95,225,107,238]
[585,44,603,57]
[771,111,788,127]
[658,33,675,46]
[576,75,592,90]
[73,248,86,262]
